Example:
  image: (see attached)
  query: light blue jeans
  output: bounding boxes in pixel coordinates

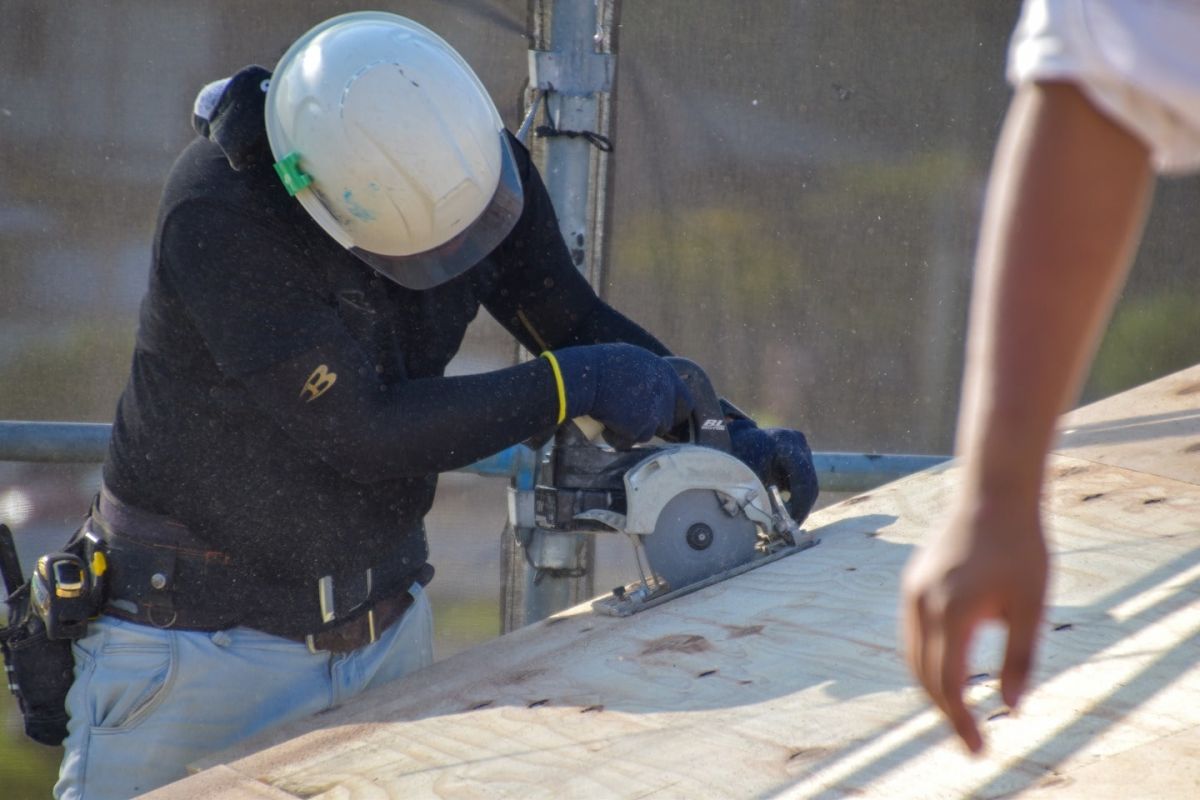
[54,583,433,800]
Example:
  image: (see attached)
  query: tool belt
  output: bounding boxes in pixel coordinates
[91,487,432,653]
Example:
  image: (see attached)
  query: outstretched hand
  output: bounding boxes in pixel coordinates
[900,500,1049,753]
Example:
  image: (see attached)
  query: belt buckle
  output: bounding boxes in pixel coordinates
[304,609,377,654]
[306,568,376,654]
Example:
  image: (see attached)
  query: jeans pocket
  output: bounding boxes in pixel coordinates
[88,631,175,732]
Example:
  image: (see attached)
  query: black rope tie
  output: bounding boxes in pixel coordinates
[535,120,614,153]
[533,566,589,583]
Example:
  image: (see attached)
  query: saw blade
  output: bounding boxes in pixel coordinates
[641,489,760,592]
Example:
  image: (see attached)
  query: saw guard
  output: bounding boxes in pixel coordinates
[621,446,775,535]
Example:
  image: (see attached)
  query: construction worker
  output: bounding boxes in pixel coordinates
[901,0,1200,753]
[54,12,818,798]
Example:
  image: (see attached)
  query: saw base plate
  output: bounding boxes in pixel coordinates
[591,534,820,617]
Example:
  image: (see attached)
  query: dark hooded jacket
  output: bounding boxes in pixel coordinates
[102,66,668,613]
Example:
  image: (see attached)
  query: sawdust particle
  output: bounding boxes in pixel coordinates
[723,624,765,639]
[1143,497,1166,505]
[503,668,546,685]
[1038,773,1071,789]
[1056,465,1090,478]
[640,634,711,656]
[468,700,494,711]
[698,669,718,678]
[581,704,604,713]
[1082,493,1105,502]
[528,699,549,708]
[787,746,833,764]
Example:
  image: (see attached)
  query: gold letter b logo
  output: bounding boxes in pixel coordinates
[301,364,337,402]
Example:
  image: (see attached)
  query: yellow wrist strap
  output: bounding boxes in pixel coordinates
[540,351,567,424]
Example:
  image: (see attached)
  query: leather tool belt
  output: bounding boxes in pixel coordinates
[89,487,432,653]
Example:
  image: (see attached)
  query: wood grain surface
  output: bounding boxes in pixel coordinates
[144,366,1200,799]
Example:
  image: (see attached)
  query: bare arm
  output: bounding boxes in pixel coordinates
[902,81,1153,752]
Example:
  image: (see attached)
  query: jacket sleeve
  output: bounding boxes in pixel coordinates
[159,200,562,482]
[479,134,673,357]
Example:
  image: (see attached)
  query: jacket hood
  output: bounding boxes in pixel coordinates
[192,65,272,171]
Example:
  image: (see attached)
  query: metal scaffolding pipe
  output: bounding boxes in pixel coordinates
[0,421,112,464]
[811,452,950,492]
[0,421,949,492]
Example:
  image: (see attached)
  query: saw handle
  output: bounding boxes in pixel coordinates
[560,358,731,452]
[663,357,732,452]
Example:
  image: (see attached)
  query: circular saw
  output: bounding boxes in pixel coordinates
[532,358,818,616]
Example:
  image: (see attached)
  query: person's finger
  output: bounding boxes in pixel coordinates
[903,564,984,753]
[1000,591,1043,709]
[901,582,931,695]
[903,569,952,709]
[936,606,984,754]
[915,591,963,734]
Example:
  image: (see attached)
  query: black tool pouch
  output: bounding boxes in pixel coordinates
[0,521,100,747]
[1,583,75,746]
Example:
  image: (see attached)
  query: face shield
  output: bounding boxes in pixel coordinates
[347,133,524,290]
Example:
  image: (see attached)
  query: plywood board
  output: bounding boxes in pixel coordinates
[143,766,297,799]
[1058,367,1200,484]
[145,365,1200,799]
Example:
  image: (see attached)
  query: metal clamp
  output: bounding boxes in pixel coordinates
[315,567,373,624]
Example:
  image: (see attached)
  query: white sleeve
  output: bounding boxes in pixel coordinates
[1008,0,1200,174]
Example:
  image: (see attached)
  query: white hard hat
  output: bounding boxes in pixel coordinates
[265,11,523,289]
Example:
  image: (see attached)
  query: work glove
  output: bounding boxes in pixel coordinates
[543,344,695,447]
[725,411,820,526]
